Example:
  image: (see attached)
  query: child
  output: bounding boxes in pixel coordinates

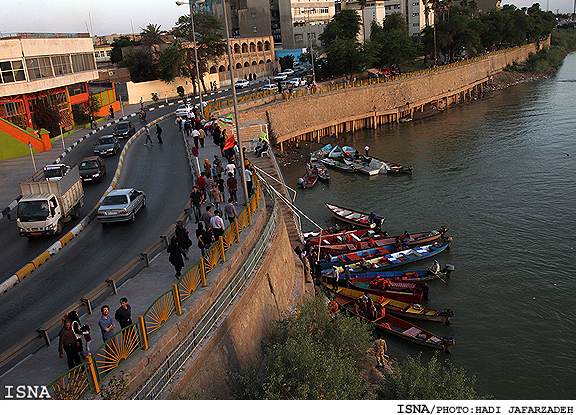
[81,324,92,357]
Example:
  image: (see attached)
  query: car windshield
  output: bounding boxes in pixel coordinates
[116,123,129,130]
[17,200,50,221]
[102,195,128,206]
[44,169,63,178]
[80,160,98,169]
[97,137,114,145]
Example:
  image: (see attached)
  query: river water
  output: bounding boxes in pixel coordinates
[281,52,576,400]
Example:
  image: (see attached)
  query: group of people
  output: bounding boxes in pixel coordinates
[294,239,325,287]
[58,299,134,370]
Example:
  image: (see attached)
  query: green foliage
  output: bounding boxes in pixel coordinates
[158,45,185,83]
[121,50,158,83]
[110,36,136,64]
[230,296,374,400]
[176,86,185,97]
[377,354,490,400]
[506,46,567,73]
[551,28,576,52]
[140,23,166,47]
[87,94,101,117]
[32,101,61,137]
[99,371,130,400]
[279,55,295,72]
[320,9,362,44]
[151,92,159,102]
[371,14,421,68]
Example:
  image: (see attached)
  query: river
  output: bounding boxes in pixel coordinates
[281,52,576,400]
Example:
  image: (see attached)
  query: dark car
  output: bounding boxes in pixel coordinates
[113,121,136,139]
[94,135,120,156]
[79,156,106,183]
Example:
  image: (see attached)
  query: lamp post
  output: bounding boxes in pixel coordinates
[176,1,204,112]
[307,8,316,85]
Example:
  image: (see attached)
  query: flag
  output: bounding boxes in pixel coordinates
[218,116,233,127]
[223,134,236,151]
[260,131,269,143]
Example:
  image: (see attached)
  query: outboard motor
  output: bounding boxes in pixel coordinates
[441,336,455,354]
[442,264,455,278]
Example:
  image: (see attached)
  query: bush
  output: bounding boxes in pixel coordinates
[176,86,185,97]
[151,92,159,102]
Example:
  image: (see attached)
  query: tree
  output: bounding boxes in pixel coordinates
[377,354,490,400]
[231,296,374,399]
[279,55,295,71]
[170,11,226,94]
[109,36,136,64]
[371,13,420,68]
[140,24,166,47]
[120,50,158,83]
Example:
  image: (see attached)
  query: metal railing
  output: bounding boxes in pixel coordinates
[47,178,266,399]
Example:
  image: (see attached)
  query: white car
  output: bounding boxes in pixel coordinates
[289,77,302,87]
[234,79,250,89]
[273,73,288,81]
[283,69,294,76]
[261,83,278,91]
[97,188,146,224]
[175,103,194,117]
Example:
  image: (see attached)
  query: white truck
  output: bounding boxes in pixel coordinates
[17,165,84,237]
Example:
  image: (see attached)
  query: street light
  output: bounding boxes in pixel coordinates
[307,8,316,85]
[176,1,204,112]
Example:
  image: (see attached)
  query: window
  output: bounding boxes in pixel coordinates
[26,57,53,80]
[0,60,26,83]
[295,34,303,42]
[71,53,96,73]
[412,12,419,17]
[51,55,71,76]
[253,26,258,32]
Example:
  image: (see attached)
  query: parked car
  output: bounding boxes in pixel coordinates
[289,77,302,87]
[43,164,70,181]
[78,156,106,183]
[283,69,294,76]
[97,188,146,224]
[94,135,120,156]
[175,103,194,117]
[234,79,250,89]
[273,73,288,81]
[113,121,135,139]
[281,79,292,89]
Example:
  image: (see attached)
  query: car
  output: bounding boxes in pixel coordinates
[94,135,121,156]
[280,79,292,89]
[43,164,70,181]
[234,79,250,89]
[78,156,106,183]
[289,77,302,87]
[282,69,294,76]
[175,103,194,117]
[113,121,135,139]
[273,73,288,81]
[97,188,146,224]
[260,83,278,92]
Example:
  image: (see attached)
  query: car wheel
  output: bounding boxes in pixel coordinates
[55,220,63,235]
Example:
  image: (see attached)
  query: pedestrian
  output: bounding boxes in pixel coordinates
[245,166,253,197]
[140,97,144,109]
[224,197,237,224]
[175,220,192,254]
[213,155,223,175]
[144,126,153,146]
[184,118,192,137]
[201,205,213,228]
[198,127,206,148]
[204,159,212,179]
[156,124,163,143]
[109,105,114,119]
[67,310,85,358]
[189,186,204,223]
[216,173,225,194]
[212,184,223,211]
[167,236,188,278]
[114,298,133,330]
[198,223,214,257]
[192,128,200,148]
[206,175,215,204]
[225,161,236,177]
[210,210,225,240]
[197,171,207,198]
[213,124,221,146]
[89,114,96,129]
[227,172,238,204]
[364,145,370,156]
[98,305,115,342]
[59,319,82,369]
[176,115,182,131]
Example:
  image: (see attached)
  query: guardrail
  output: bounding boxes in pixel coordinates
[46,179,263,399]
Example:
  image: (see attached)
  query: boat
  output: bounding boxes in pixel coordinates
[319,156,355,172]
[306,227,387,246]
[309,154,330,182]
[297,170,318,188]
[347,277,429,303]
[320,243,399,269]
[327,145,345,160]
[336,264,455,283]
[324,283,454,324]
[325,238,452,274]
[331,290,455,351]
[312,143,333,158]
[342,145,413,175]
[325,203,385,229]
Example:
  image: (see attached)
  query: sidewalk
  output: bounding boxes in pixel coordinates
[0,108,249,394]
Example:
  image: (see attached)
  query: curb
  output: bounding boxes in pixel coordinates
[0,107,177,297]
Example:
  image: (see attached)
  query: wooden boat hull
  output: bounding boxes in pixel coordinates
[348,277,427,303]
[343,269,450,283]
[325,239,452,274]
[321,157,355,172]
[326,284,453,324]
[324,203,385,229]
[332,293,454,351]
[298,172,318,188]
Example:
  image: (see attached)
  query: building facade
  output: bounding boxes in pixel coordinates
[0,33,98,132]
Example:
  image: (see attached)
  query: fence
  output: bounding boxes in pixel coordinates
[47,178,264,399]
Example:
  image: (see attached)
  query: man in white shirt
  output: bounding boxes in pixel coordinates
[225,162,236,177]
[245,167,253,197]
[191,128,200,148]
[210,210,225,240]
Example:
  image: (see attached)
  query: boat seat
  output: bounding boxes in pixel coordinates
[402,327,422,337]
[374,239,387,247]
[260,149,269,157]
[351,233,361,242]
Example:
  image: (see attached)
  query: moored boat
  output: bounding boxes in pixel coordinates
[297,170,318,188]
[320,156,355,172]
[336,263,455,283]
[324,202,385,229]
[342,145,413,175]
[331,291,455,351]
[310,154,330,182]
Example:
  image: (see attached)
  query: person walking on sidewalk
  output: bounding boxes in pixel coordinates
[144,126,153,146]
[212,184,223,211]
[115,298,133,330]
[210,210,225,240]
[156,124,163,143]
[227,172,238,204]
[59,319,82,369]
[109,105,114,119]
[224,197,237,224]
[167,236,188,278]
[189,186,204,223]
[201,205,213,228]
[98,305,115,342]
[198,127,206,148]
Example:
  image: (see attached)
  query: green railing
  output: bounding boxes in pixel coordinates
[48,178,262,399]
